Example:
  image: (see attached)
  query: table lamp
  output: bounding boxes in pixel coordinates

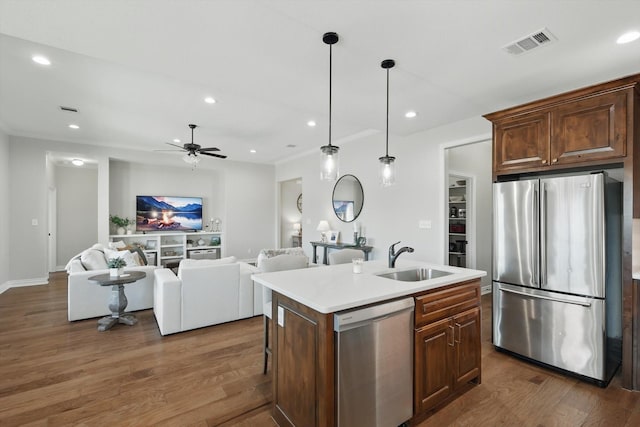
[317,220,330,242]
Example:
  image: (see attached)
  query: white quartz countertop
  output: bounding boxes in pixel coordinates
[252,259,487,314]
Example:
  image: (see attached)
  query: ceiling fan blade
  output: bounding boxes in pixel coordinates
[154,149,186,152]
[199,152,227,159]
[165,142,187,150]
[198,147,221,152]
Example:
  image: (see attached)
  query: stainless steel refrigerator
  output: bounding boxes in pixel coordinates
[492,172,622,385]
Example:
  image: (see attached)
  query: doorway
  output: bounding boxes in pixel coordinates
[444,139,492,293]
[279,178,302,248]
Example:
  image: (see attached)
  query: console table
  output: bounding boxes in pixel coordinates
[310,241,373,265]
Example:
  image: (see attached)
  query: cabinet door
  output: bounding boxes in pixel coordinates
[551,90,627,165]
[453,307,481,388]
[493,112,550,173]
[275,305,318,427]
[414,317,454,414]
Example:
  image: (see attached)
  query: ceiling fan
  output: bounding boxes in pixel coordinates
[161,124,227,164]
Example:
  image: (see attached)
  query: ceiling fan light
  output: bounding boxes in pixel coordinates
[183,153,200,164]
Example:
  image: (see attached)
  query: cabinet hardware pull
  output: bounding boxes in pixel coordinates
[448,325,455,346]
[552,158,558,163]
[541,159,547,164]
[455,323,462,343]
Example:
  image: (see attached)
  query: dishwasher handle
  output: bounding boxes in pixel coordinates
[334,297,415,332]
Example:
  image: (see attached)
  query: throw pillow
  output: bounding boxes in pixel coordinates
[80,249,108,271]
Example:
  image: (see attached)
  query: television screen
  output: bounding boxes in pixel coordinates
[136,196,203,231]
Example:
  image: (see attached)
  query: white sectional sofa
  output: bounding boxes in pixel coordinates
[153,257,259,336]
[66,244,156,321]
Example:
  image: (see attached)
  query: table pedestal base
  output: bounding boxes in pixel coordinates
[97,313,138,331]
[97,283,137,332]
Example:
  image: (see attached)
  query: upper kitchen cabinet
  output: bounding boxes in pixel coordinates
[551,90,627,166]
[486,74,639,177]
[492,111,550,172]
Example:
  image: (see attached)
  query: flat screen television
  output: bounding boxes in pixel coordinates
[136,196,203,232]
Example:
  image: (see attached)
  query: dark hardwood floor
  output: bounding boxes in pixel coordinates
[1,272,639,426]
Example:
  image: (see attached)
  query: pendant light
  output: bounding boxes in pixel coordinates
[320,32,340,181]
[379,59,396,187]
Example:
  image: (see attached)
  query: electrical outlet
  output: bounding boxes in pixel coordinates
[32,219,38,226]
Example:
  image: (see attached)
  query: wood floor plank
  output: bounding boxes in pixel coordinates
[1,273,639,426]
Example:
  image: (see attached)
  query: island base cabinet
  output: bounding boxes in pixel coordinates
[272,292,334,427]
[413,281,481,421]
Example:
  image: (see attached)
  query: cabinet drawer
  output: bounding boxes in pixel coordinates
[415,281,480,327]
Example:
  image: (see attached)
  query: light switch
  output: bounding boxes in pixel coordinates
[419,220,431,229]
[32,219,38,226]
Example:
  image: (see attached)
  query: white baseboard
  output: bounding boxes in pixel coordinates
[1,277,49,293]
[481,285,492,295]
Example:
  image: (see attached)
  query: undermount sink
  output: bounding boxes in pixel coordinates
[376,268,453,282]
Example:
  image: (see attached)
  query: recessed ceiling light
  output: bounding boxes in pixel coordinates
[204,96,216,104]
[405,111,417,118]
[32,55,51,66]
[71,159,84,166]
[173,138,181,143]
[307,120,317,127]
[68,124,80,129]
[617,31,640,44]
[286,144,297,148]
[250,149,257,154]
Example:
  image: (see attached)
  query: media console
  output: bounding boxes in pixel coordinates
[109,231,223,267]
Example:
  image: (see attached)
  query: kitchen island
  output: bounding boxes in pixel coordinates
[252,259,486,427]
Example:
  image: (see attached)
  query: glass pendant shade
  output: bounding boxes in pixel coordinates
[379,155,396,187]
[320,144,339,181]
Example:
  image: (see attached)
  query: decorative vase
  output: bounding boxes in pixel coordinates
[117,227,126,236]
[109,268,120,278]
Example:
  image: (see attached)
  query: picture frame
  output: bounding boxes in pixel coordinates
[329,230,340,243]
[146,240,157,250]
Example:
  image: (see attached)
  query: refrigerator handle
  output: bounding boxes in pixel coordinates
[539,182,547,287]
[533,185,540,286]
[500,287,592,307]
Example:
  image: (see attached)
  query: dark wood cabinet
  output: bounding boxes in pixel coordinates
[487,85,633,176]
[271,293,334,427]
[493,111,550,172]
[551,90,627,165]
[413,280,481,420]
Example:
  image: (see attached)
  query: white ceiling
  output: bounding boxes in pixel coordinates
[1,0,639,164]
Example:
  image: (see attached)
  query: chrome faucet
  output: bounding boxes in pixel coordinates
[389,241,414,268]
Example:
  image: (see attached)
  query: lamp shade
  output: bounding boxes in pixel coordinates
[316,220,330,232]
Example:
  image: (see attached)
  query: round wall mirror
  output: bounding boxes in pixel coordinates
[332,174,364,222]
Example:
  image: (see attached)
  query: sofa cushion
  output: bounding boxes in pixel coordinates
[258,254,308,273]
[257,247,305,269]
[177,256,236,278]
[80,249,108,270]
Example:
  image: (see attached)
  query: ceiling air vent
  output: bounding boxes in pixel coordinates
[59,106,78,113]
[502,27,556,56]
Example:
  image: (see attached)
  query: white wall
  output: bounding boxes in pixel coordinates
[276,116,492,266]
[5,135,275,282]
[55,164,98,267]
[280,178,302,248]
[0,128,9,288]
[448,140,492,287]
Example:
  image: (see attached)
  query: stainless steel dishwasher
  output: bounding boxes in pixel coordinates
[334,297,414,427]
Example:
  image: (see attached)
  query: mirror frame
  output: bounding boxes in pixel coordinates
[332,174,364,223]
